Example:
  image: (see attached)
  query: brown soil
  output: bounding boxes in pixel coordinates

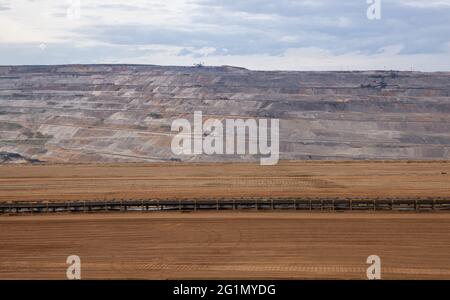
[0,161,449,202]
[1,212,450,279]
[1,161,450,279]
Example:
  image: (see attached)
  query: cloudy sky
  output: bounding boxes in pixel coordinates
[0,0,449,70]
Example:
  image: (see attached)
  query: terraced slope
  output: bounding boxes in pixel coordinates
[0,65,449,163]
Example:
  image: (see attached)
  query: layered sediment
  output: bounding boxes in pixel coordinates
[0,65,449,163]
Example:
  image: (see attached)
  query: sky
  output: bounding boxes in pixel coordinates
[0,0,449,71]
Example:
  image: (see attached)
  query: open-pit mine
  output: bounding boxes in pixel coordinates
[1,65,449,279]
[0,65,449,163]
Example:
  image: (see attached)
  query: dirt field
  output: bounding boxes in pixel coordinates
[1,161,449,279]
[1,212,450,279]
[0,161,449,202]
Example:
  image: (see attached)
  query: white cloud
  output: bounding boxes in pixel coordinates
[395,0,450,7]
[0,0,449,70]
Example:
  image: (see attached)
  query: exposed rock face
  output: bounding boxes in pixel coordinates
[0,151,41,164]
[0,65,449,163]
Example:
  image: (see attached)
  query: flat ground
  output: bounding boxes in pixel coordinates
[1,161,449,279]
[0,161,449,202]
[1,212,450,279]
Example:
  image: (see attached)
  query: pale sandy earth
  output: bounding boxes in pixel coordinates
[1,213,450,279]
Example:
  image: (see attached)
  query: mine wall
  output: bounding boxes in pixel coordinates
[0,65,449,163]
